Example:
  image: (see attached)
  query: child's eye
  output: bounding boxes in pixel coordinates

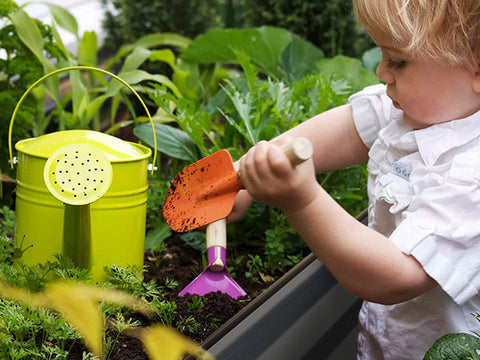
[387,59,407,69]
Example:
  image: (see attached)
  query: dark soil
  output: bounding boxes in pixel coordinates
[67,235,275,359]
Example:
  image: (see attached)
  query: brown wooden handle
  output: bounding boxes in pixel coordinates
[280,137,313,166]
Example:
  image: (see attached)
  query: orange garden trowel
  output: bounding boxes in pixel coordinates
[163,137,313,233]
[163,138,313,299]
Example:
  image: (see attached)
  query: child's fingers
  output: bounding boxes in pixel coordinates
[267,144,293,177]
[251,141,271,176]
[239,144,260,190]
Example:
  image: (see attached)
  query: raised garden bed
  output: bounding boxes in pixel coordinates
[61,210,366,359]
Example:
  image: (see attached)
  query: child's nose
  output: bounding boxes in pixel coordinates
[376,60,394,84]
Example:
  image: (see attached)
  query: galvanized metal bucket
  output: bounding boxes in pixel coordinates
[8,66,157,281]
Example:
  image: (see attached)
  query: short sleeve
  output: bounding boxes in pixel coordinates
[389,166,480,305]
[348,84,394,148]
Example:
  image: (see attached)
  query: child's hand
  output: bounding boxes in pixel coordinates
[239,140,319,213]
[227,190,254,224]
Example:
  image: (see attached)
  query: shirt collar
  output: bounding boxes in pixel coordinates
[413,110,480,166]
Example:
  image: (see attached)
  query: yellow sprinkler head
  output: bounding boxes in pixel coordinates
[44,143,113,205]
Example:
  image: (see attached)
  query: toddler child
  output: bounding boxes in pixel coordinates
[230,1,480,358]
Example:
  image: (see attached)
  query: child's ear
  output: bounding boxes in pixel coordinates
[473,64,480,93]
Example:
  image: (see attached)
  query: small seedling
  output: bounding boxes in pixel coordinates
[187,295,204,312]
[163,277,178,290]
[245,255,263,283]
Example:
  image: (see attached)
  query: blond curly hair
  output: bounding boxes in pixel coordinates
[353,0,480,68]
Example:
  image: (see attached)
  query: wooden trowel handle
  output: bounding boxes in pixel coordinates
[280,137,313,166]
[206,219,227,272]
[206,218,227,249]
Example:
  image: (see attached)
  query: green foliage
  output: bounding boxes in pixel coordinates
[177,315,201,334]
[0,1,64,177]
[187,296,205,313]
[0,300,77,359]
[103,264,160,302]
[0,236,214,358]
[0,245,89,358]
[241,0,374,58]
[182,26,325,81]
[263,212,305,274]
[424,333,480,360]
[180,232,207,253]
[106,312,141,359]
[144,223,169,251]
[245,255,263,283]
[163,277,178,291]
[0,206,15,236]
[137,53,377,161]
[101,0,222,54]
[136,49,377,277]
[320,163,369,216]
[151,298,177,327]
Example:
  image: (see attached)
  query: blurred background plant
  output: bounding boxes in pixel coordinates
[0,0,64,181]
[101,0,374,59]
[240,0,374,58]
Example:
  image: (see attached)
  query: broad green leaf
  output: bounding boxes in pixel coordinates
[122,46,152,73]
[105,120,134,135]
[221,82,256,145]
[182,26,294,79]
[105,70,180,97]
[135,32,191,50]
[42,2,78,38]
[134,123,200,162]
[137,108,175,124]
[424,333,480,360]
[145,223,172,251]
[105,44,135,70]
[50,21,71,59]
[69,70,88,127]
[278,35,324,81]
[140,325,214,360]
[313,56,380,93]
[84,95,109,127]
[149,49,177,70]
[110,92,122,125]
[180,231,206,252]
[105,33,190,72]
[78,31,98,67]
[9,9,52,68]
[172,59,201,100]
[9,8,58,98]
[32,85,50,136]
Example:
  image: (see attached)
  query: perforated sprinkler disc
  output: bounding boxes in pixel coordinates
[44,143,113,205]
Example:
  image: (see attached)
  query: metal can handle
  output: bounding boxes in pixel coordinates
[8,65,157,174]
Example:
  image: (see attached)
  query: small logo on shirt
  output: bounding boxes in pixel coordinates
[392,161,411,181]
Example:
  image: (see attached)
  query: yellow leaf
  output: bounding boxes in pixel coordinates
[44,281,105,358]
[90,286,152,316]
[43,281,153,359]
[140,325,215,360]
[0,282,43,306]
[259,271,275,283]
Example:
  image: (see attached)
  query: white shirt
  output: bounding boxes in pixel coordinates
[349,84,480,360]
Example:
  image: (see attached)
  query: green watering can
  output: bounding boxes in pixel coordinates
[8,66,157,281]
